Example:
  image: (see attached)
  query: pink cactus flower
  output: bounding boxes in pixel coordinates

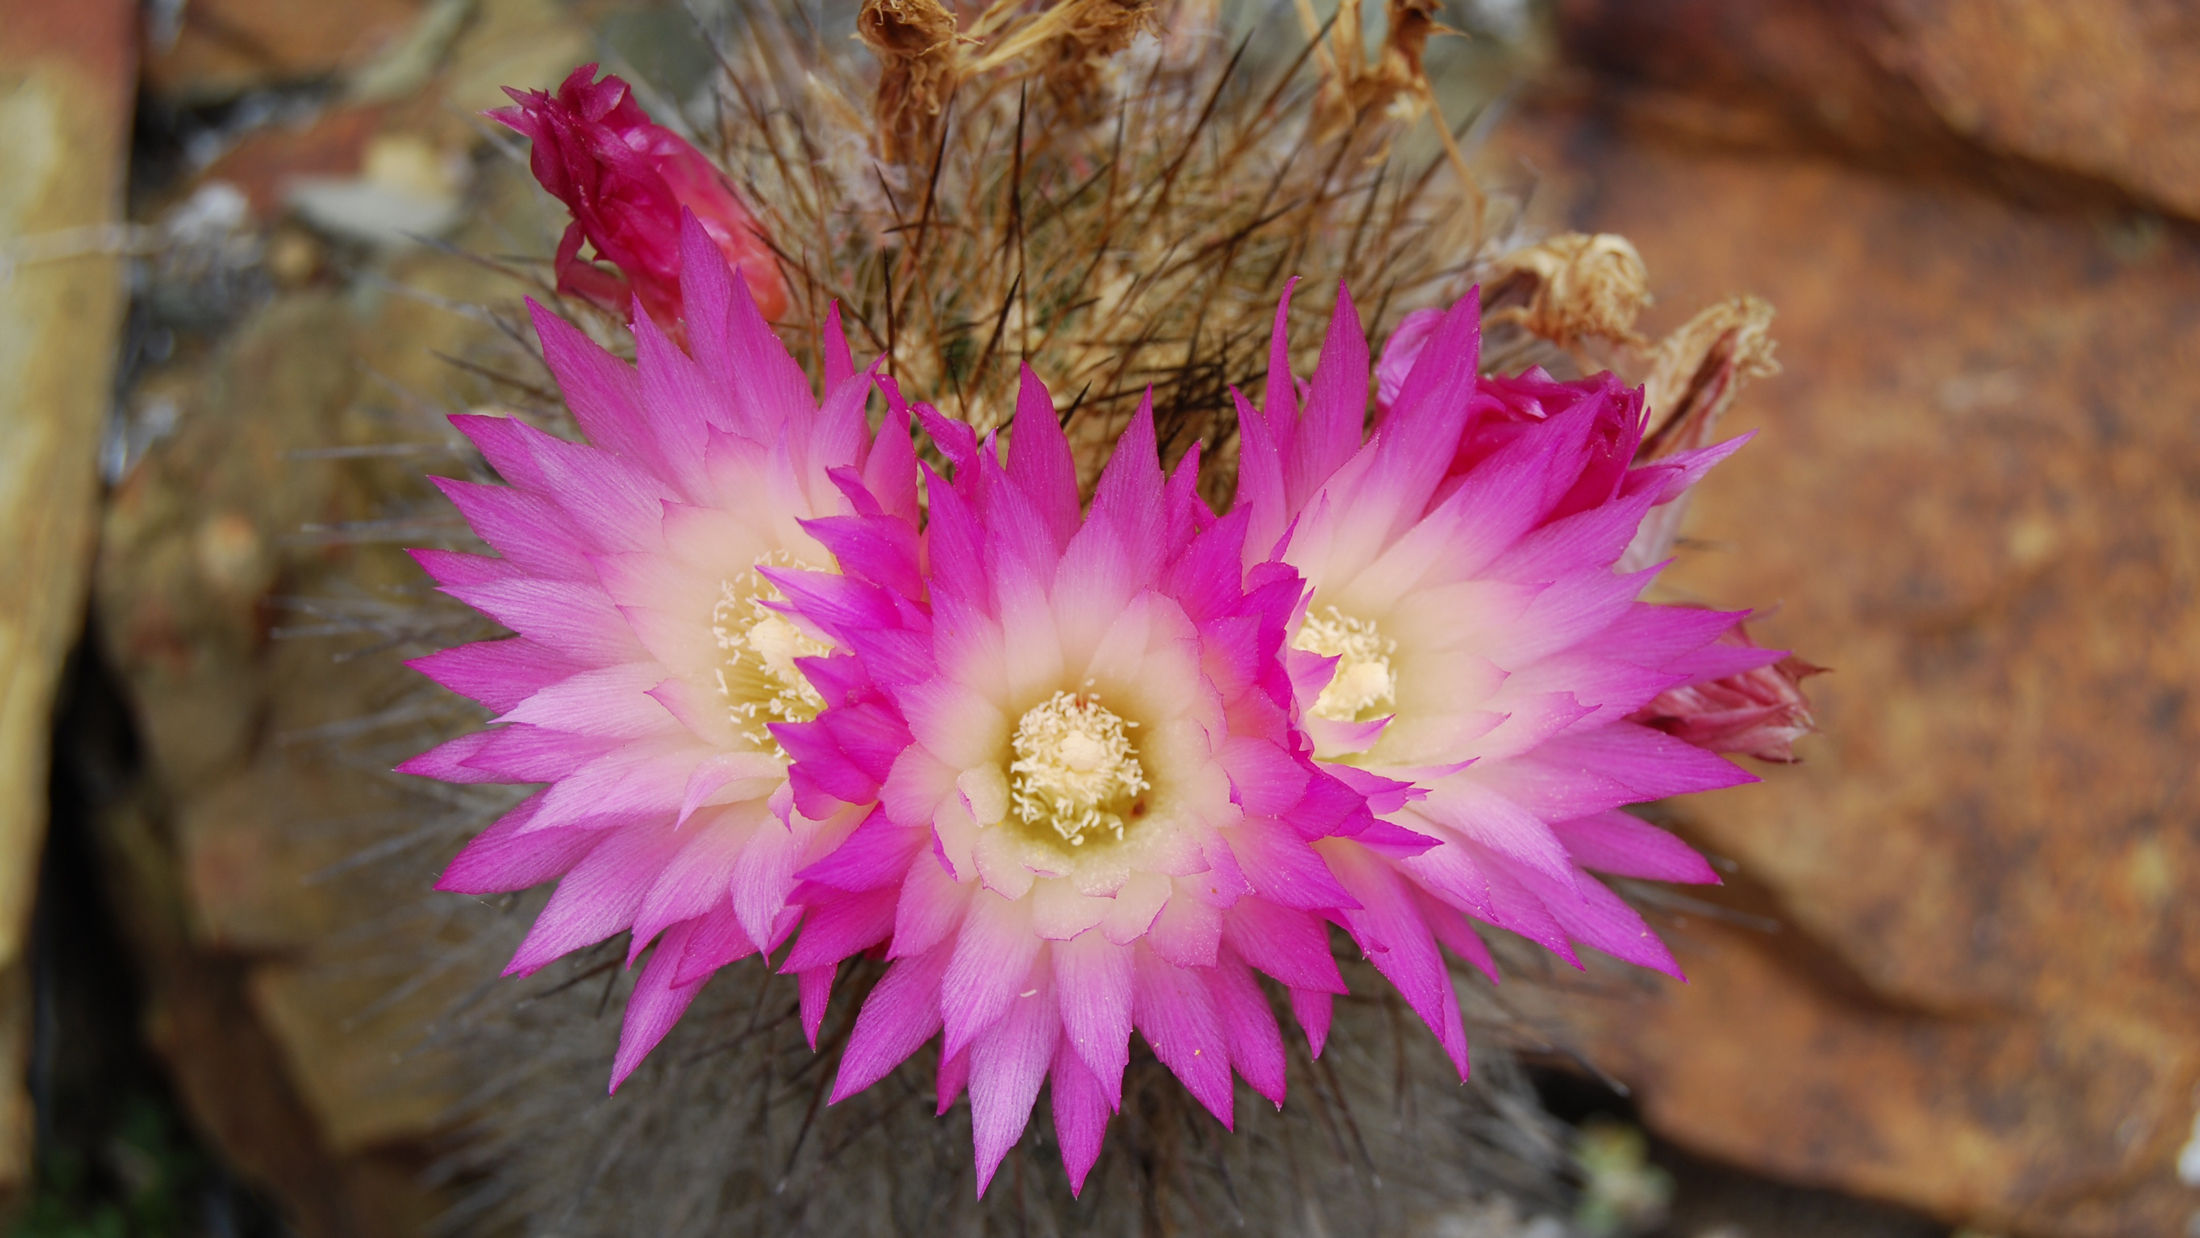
[399,218,912,1089]
[1234,282,1786,1064]
[770,370,1402,1196]
[491,64,788,329]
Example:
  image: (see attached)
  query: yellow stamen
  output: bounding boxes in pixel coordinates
[1293,605,1396,722]
[1007,690,1147,845]
[711,551,831,754]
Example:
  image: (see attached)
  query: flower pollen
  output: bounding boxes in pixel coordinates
[712,552,831,752]
[1008,690,1147,845]
[1294,605,1396,722]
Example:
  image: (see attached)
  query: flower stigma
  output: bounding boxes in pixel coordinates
[1293,605,1397,722]
[711,550,830,754]
[1007,690,1148,846]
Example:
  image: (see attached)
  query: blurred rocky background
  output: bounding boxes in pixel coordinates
[0,0,2193,1236]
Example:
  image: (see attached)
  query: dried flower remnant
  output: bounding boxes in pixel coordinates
[1046,0,1158,111]
[491,64,788,327]
[858,0,966,165]
[707,0,1497,487]
[1310,0,1438,144]
[1305,0,1484,238]
[1484,232,1654,350]
[1637,294,1781,457]
[959,0,1159,121]
[1623,295,1780,571]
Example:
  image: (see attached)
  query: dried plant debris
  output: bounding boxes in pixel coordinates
[696,0,1515,500]
[1636,294,1779,457]
[857,0,968,166]
[1482,232,1651,352]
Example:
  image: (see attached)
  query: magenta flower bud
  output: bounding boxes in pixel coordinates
[1631,623,1823,763]
[491,64,787,330]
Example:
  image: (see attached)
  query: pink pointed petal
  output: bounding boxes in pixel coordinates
[728,808,803,952]
[832,943,953,1102]
[801,809,927,892]
[1223,821,1356,911]
[1290,987,1333,1057]
[1320,838,1469,1076]
[1052,930,1133,1101]
[1263,276,1301,425]
[784,884,896,973]
[1090,396,1164,537]
[1418,889,1501,984]
[1220,897,1346,993]
[407,637,581,713]
[505,822,685,976]
[1146,888,1222,969]
[611,918,707,1092]
[936,1043,971,1115]
[1050,1038,1113,1195]
[863,402,921,526]
[1293,282,1370,503]
[1209,953,1287,1107]
[968,963,1061,1197]
[1537,723,1759,802]
[822,301,856,393]
[1007,364,1080,548]
[1131,945,1234,1128]
[398,730,503,784]
[941,890,1042,1058]
[430,476,592,580]
[1551,809,1719,884]
[436,792,600,893]
[1375,306,1448,417]
[443,578,646,667]
[629,815,750,961]
[797,964,837,1049]
[892,847,973,958]
[673,902,761,985]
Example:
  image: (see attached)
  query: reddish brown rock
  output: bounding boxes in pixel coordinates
[143,0,427,101]
[1491,96,2200,1238]
[1553,0,2200,222]
[1878,0,2200,220]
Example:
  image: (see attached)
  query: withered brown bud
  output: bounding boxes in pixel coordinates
[1485,232,1654,349]
[1038,0,1157,120]
[859,0,965,165]
[1312,0,1438,153]
[1381,0,1441,85]
[1620,294,1781,570]
[1638,294,1781,457]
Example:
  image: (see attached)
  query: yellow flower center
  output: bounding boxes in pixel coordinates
[711,551,831,753]
[1293,605,1396,722]
[1007,690,1148,846]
